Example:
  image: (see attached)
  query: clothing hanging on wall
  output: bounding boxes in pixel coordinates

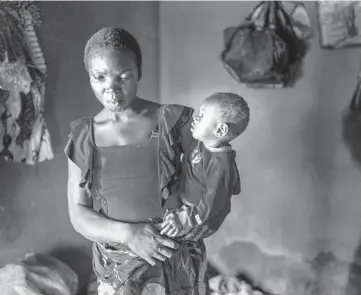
[0,2,53,164]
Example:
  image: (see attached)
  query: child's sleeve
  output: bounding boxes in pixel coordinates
[181,200,232,241]
[177,155,240,228]
[200,200,231,237]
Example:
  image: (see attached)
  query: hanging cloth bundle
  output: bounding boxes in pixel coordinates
[221,1,311,88]
[0,6,31,93]
[350,58,361,112]
[342,56,361,168]
[0,2,53,164]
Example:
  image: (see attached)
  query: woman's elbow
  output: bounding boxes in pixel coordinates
[68,203,87,235]
[68,207,81,232]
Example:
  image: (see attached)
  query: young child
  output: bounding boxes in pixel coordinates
[160,92,250,238]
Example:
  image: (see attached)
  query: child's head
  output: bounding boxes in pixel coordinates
[191,92,250,147]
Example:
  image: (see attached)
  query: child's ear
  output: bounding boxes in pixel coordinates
[215,123,228,138]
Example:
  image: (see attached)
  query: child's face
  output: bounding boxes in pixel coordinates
[191,102,221,142]
[88,49,138,112]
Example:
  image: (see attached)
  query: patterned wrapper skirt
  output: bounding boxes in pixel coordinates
[93,240,209,295]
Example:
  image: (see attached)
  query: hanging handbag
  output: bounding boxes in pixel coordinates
[221,1,308,88]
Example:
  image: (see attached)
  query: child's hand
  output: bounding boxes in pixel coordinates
[160,213,182,237]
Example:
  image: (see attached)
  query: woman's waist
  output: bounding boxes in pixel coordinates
[94,187,165,223]
[97,177,160,199]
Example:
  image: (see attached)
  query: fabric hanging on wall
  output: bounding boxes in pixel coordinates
[0,2,53,164]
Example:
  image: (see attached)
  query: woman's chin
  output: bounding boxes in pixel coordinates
[104,103,125,112]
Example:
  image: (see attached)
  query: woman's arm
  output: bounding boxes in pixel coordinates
[67,159,132,244]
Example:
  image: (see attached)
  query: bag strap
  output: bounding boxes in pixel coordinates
[245,1,281,30]
[245,1,266,22]
[265,1,277,28]
[264,1,272,28]
[350,79,361,111]
[274,1,298,35]
[289,1,306,16]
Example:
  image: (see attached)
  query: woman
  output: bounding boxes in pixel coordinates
[65,27,228,295]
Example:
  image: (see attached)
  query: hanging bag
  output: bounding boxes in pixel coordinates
[349,58,361,112]
[221,1,308,88]
[342,57,361,168]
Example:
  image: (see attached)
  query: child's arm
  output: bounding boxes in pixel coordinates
[183,200,231,241]
[161,197,233,240]
[161,156,240,238]
[179,156,239,227]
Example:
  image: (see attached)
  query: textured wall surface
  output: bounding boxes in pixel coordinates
[160,2,361,294]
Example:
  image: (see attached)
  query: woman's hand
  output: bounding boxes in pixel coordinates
[126,223,180,266]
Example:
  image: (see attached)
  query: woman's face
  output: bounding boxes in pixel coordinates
[88,49,139,112]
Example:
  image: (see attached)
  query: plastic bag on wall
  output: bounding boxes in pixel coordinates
[0,253,78,295]
[209,275,268,295]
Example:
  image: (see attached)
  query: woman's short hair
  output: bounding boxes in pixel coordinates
[84,27,142,80]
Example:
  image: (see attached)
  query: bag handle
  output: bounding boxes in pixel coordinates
[266,1,278,28]
[245,1,266,22]
[264,1,273,28]
[274,1,298,36]
[245,1,280,30]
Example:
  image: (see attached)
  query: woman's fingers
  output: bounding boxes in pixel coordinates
[144,256,158,266]
[152,251,168,262]
[157,236,179,249]
[158,247,173,259]
[147,246,173,264]
[127,224,179,265]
